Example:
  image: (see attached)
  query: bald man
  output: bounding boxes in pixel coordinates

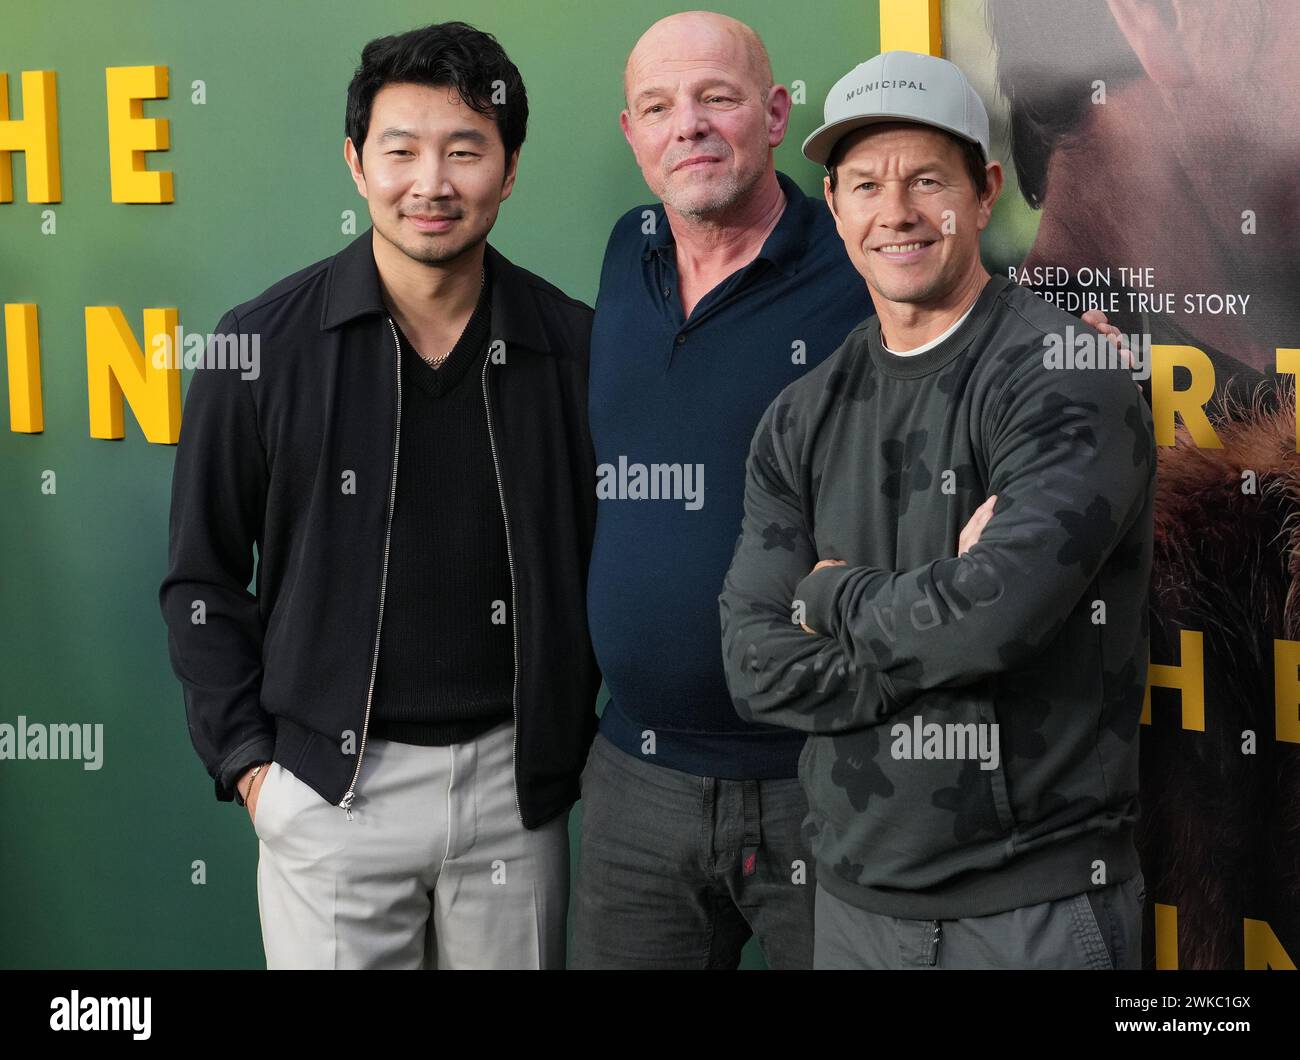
[572,11,873,969]
[573,12,1133,970]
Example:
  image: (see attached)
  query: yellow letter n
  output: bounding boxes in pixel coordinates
[85,306,180,443]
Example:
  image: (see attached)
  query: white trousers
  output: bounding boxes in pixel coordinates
[254,719,568,969]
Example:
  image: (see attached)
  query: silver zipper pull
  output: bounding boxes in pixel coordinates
[341,791,355,821]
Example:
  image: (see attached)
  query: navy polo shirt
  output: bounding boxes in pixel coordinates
[587,169,875,779]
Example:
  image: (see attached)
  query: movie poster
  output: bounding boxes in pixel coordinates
[946,0,1299,969]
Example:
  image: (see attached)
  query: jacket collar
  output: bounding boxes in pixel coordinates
[643,170,811,277]
[321,226,552,354]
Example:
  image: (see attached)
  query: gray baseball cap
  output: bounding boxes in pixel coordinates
[802,51,990,166]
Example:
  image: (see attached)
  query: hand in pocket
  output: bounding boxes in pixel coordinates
[242,763,273,827]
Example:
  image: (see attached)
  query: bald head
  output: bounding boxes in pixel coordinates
[619,10,789,221]
[623,11,773,109]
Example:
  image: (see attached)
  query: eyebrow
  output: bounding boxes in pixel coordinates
[840,163,946,180]
[375,127,491,145]
[631,79,747,108]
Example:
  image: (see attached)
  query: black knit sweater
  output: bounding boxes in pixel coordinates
[370,269,515,745]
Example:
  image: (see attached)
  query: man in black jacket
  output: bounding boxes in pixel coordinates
[159,22,599,969]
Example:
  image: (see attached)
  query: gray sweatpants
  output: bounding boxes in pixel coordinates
[813,871,1145,969]
[253,719,568,969]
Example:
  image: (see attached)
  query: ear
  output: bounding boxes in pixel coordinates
[500,148,520,203]
[343,138,368,199]
[619,109,640,163]
[1105,0,1199,92]
[823,172,845,240]
[764,84,793,148]
[976,159,1004,231]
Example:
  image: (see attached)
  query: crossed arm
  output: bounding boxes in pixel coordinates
[718,356,1153,735]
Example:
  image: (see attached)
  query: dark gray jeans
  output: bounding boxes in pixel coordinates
[570,731,815,969]
[814,871,1146,969]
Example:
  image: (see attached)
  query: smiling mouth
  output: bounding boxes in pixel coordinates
[405,214,459,233]
[674,157,720,171]
[875,240,935,254]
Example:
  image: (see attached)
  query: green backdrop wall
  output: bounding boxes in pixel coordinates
[1,0,877,968]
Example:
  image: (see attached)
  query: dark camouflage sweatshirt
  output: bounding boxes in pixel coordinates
[719,273,1156,918]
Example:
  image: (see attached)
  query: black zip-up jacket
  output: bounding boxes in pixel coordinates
[159,227,600,829]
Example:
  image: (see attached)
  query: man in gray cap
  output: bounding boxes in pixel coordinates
[719,51,1155,969]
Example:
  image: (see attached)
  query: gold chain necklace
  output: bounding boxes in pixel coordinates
[419,266,486,370]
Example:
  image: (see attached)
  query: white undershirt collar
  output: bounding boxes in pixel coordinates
[882,298,979,357]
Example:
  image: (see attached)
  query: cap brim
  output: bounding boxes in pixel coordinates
[801,113,984,166]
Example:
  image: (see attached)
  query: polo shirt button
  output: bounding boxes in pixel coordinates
[675,333,686,345]
[663,288,671,297]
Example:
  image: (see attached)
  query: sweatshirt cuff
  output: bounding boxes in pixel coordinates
[795,564,856,637]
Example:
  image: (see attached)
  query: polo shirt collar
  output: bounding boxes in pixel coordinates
[644,169,811,276]
[321,226,552,354]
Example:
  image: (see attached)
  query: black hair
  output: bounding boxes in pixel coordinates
[826,125,989,199]
[345,21,528,168]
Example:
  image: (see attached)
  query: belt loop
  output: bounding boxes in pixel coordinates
[926,920,942,966]
[741,780,761,877]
